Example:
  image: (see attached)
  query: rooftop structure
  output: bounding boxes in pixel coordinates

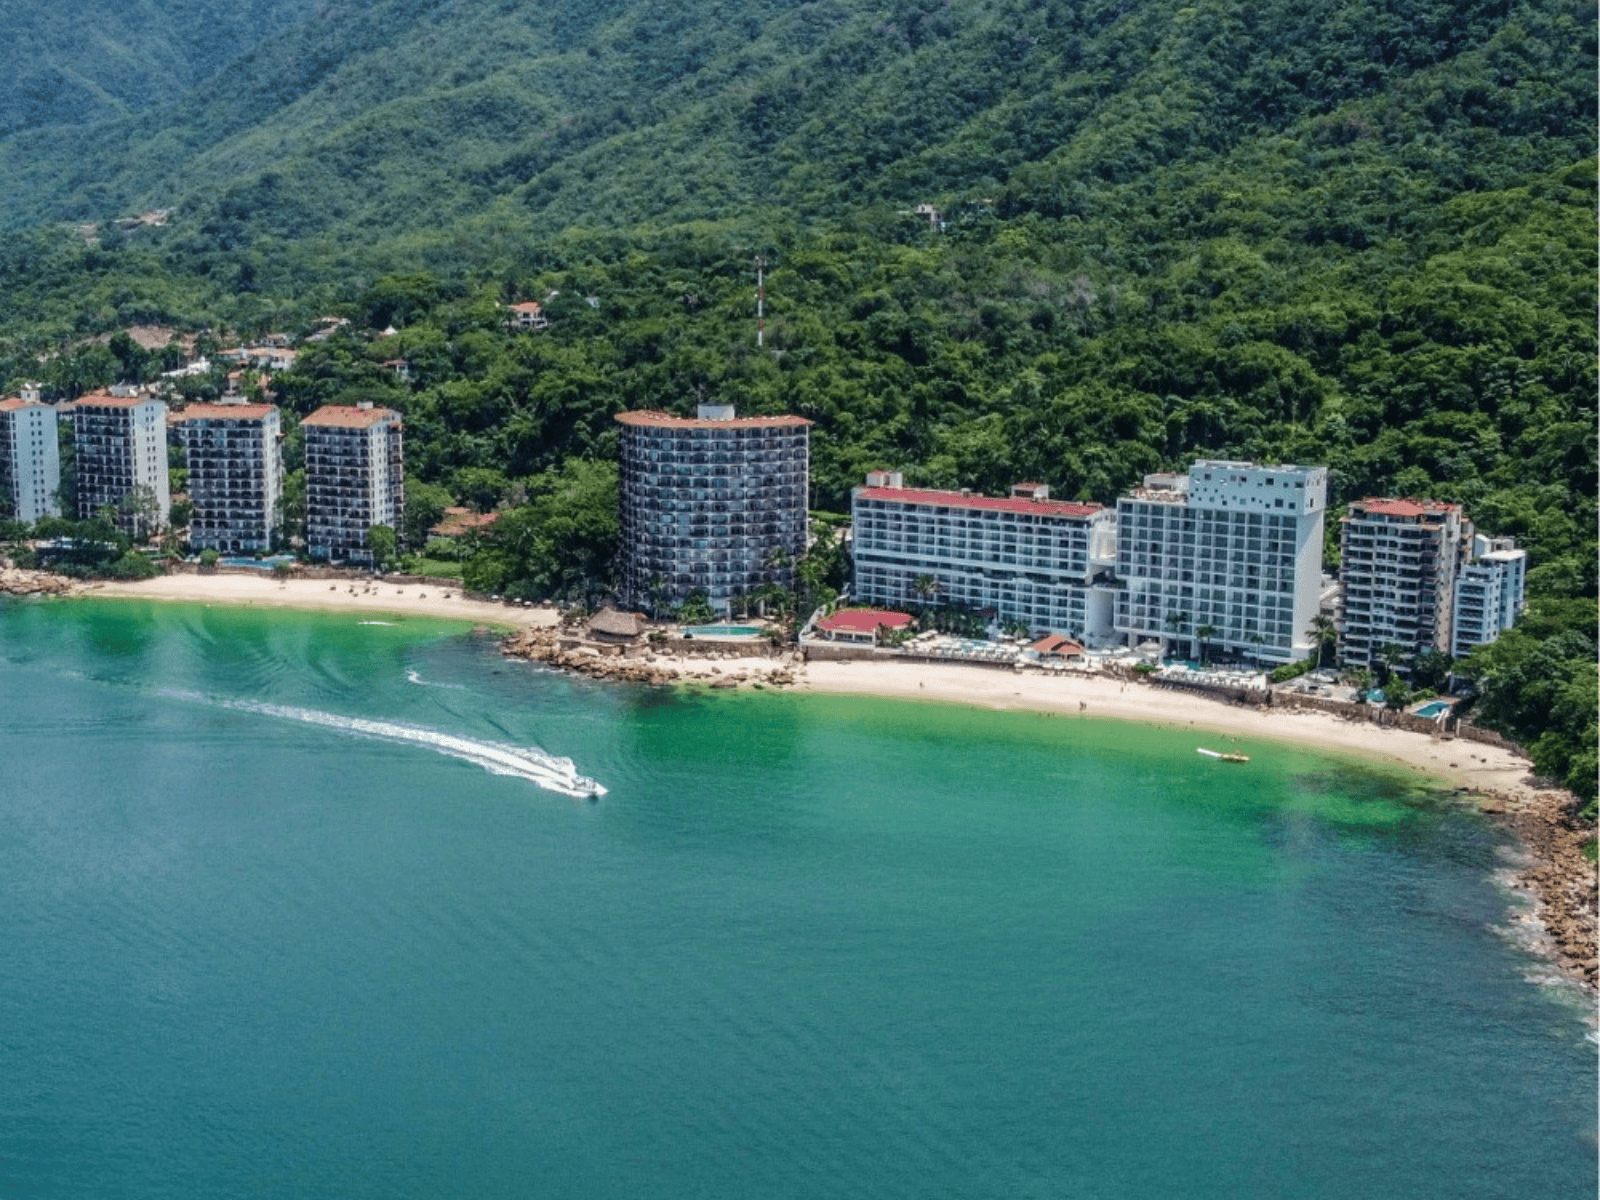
[506,301,549,331]
[70,388,170,536]
[1114,461,1329,664]
[851,471,1117,641]
[815,608,914,643]
[0,396,61,523]
[616,404,811,615]
[175,404,283,553]
[303,403,403,563]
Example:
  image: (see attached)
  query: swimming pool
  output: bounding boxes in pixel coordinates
[220,555,298,569]
[682,625,764,638]
[1414,700,1453,718]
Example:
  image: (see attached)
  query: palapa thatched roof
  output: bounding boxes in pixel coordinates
[588,608,646,638]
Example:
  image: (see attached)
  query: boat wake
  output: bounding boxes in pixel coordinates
[159,689,605,798]
[405,668,467,691]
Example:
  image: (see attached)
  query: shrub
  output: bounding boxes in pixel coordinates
[1270,657,1317,684]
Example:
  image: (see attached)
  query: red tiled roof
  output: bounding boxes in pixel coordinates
[615,409,811,430]
[0,397,46,411]
[508,302,543,313]
[302,404,399,429]
[1028,634,1085,655]
[179,403,277,421]
[430,508,500,537]
[1353,498,1459,518]
[857,486,1101,518]
[817,609,913,635]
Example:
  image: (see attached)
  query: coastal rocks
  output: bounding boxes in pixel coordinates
[500,626,798,690]
[1484,785,1598,995]
[0,567,73,596]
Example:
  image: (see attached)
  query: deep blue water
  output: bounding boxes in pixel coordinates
[1,599,1593,1199]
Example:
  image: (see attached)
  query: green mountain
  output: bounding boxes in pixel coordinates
[0,0,1592,798]
[0,0,319,135]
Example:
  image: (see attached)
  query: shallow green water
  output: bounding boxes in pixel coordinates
[1,599,1593,1198]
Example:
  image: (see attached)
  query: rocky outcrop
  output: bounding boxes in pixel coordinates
[0,566,74,596]
[1484,785,1598,994]
[501,626,799,689]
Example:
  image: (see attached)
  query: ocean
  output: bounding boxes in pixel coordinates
[1,599,1593,1198]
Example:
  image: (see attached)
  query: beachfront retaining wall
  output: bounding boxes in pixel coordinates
[646,637,782,659]
[1454,722,1522,752]
[1153,677,1267,706]
[801,644,1024,671]
[1271,690,1530,752]
[167,561,465,590]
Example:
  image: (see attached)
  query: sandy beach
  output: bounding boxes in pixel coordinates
[802,659,1539,799]
[78,571,559,630]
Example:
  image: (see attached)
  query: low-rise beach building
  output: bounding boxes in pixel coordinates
[303,403,403,564]
[70,387,171,535]
[616,404,811,615]
[1338,497,1466,671]
[175,403,283,553]
[850,472,1117,640]
[1113,460,1328,664]
[0,393,61,523]
[815,608,914,645]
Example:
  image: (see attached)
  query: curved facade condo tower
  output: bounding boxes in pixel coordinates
[616,405,811,615]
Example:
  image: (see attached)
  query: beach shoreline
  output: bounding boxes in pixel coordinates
[32,569,1598,995]
[72,571,559,631]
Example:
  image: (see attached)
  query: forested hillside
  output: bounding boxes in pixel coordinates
[0,0,318,136]
[0,0,1592,790]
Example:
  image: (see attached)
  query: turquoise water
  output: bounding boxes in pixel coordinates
[682,624,763,637]
[1415,700,1453,718]
[0,598,1593,1199]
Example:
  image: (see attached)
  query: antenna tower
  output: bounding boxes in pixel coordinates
[755,256,766,348]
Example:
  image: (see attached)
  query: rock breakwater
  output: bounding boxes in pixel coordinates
[501,626,801,689]
[0,566,74,596]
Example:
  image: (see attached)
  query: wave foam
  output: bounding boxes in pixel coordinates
[405,668,467,691]
[159,688,604,798]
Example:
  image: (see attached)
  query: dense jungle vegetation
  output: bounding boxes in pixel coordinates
[0,0,1591,799]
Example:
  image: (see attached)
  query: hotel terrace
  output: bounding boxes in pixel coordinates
[615,404,811,614]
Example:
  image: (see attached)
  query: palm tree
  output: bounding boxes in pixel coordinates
[1375,640,1408,688]
[1245,631,1265,668]
[912,573,940,606]
[1307,612,1338,669]
[1163,609,1191,658]
[1195,622,1219,665]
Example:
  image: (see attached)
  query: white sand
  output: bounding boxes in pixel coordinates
[801,659,1541,801]
[77,572,559,630]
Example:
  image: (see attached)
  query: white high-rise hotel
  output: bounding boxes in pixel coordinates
[1112,460,1329,663]
[303,403,403,563]
[71,388,171,535]
[0,393,61,523]
[616,404,811,613]
[851,473,1117,639]
[176,403,283,553]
